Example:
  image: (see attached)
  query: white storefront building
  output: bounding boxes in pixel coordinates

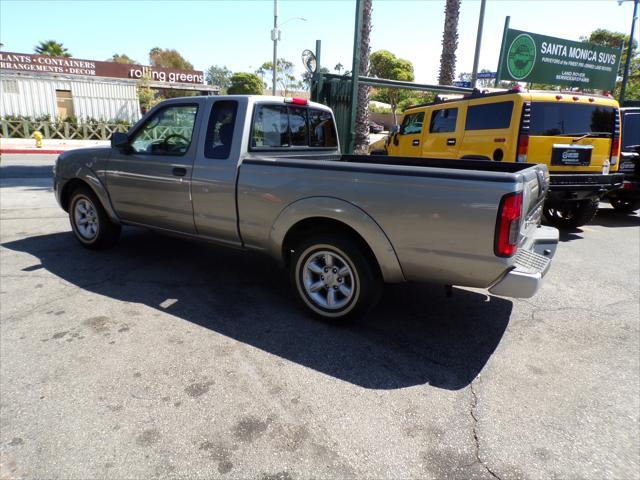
[0,52,218,123]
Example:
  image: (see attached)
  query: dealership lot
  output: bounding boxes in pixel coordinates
[1,155,638,479]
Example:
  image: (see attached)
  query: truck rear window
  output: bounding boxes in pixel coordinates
[529,103,614,137]
[251,104,337,149]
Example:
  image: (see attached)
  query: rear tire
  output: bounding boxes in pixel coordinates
[69,186,121,249]
[610,198,640,213]
[290,233,382,323]
[543,199,599,229]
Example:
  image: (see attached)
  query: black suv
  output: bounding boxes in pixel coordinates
[607,107,640,213]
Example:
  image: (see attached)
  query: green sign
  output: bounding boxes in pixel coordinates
[498,28,622,90]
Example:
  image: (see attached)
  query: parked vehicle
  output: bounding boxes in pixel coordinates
[384,88,624,229]
[606,107,640,212]
[369,121,384,134]
[54,96,558,321]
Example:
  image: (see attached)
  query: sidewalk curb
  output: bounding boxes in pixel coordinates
[1,149,64,154]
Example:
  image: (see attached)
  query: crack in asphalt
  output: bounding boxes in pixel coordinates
[470,381,503,480]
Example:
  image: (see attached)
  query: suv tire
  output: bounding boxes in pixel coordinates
[543,199,599,229]
[610,198,640,213]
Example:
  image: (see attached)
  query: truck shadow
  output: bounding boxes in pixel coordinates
[2,229,512,391]
[592,208,640,228]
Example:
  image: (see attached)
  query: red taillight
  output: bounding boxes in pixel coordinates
[555,95,563,100]
[285,97,308,105]
[517,134,529,162]
[611,136,620,165]
[495,192,523,257]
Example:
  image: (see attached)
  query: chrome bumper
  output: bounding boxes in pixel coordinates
[489,226,559,298]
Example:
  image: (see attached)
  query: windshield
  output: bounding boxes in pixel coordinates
[622,113,640,149]
[529,103,615,137]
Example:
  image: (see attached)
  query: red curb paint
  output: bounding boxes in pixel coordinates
[1,149,64,154]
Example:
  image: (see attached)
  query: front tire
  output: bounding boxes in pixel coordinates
[543,199,599,229]
[69,186,121,249]
[290,233,382,323]
[610,198,640,213]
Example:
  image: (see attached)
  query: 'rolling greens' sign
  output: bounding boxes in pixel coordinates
[497,28,621,90]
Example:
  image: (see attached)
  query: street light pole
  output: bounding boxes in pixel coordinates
[471,0,487,88]
[272,0,279,96]
[619,0,639,105]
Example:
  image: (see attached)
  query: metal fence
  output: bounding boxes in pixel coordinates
[0,119,129,140]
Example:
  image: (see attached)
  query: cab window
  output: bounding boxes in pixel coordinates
[402,111,425,134]
[465,101,513,130]
[309,109,338,147]
[430,108,458,133]
[205,100,237,159]
[130,105,198,155]
[251,105,337,149]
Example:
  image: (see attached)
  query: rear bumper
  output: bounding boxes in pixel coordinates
[489,226,559,298]
[548,173,624,192]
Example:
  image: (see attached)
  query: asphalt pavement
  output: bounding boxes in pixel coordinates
[1,154,638,479]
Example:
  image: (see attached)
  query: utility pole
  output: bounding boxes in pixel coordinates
[271,0,279,96]
[619,0,639,105]
[471,0,487,88]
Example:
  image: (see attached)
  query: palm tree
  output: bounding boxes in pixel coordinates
[353,0,372,155]
[438,0,461,86]
[34,40,71,57]
[334,62,344,74]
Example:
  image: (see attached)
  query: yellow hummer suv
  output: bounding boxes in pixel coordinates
[384,88,623,228]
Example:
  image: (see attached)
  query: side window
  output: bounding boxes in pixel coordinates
[309,109,338,147]
[402,112,425,134]
[205,100,238,159]
[465,101,514,130]
[429,108,458,133]
[251,105,289,147]
[130,105,198,155]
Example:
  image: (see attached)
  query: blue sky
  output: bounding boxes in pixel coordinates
[0,0,635,84]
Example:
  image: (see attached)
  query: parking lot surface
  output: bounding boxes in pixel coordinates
[1,154,639,479]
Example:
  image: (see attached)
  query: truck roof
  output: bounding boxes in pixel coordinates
[404,88,619,112]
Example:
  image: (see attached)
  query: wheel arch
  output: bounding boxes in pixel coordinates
[60,171,120,225]
[269,197,405,283]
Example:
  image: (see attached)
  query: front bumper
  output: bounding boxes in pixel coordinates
[489,225,559,298]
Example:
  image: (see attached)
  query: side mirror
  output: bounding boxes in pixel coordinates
[111,132,129,150]
[390,124,400,135]
[398,125,406,135]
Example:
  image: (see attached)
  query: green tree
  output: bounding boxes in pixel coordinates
[137,73,160,113]
[227,72,264,95]
[149,48,194,70]
[34,40,71,57]
[334,62,344,74]
[108,53,136,64]
[438,0,461,86]
[256,58,302,96]
[582,28,639,100]
[206,65,232,93]
[369,50,415,124]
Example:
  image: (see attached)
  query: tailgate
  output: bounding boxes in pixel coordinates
[518,164,548,241]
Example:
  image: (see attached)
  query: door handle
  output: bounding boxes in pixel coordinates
[172,167,187,177]
[412,139,420,146]
[447,138,456,146]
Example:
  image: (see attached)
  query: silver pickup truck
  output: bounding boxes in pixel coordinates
[54,96,559,321]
